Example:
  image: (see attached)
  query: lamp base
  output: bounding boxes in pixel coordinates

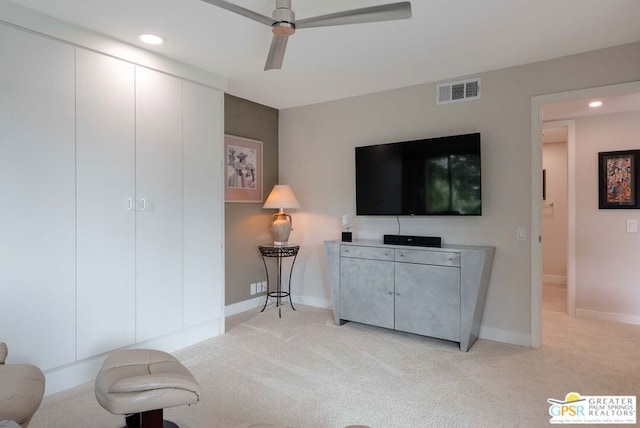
[271,212,292,245]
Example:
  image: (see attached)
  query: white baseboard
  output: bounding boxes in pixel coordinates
[479,325,531,347]
[576,308,640,326]
[43,354,105,397]
[292,295,333,309]
[543,274,567,285]
[225,296,265,316]
[224,295,332,318]
[43,318,224,396]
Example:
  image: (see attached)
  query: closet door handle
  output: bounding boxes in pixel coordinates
[140,198,147,211]
[127,198,134,211]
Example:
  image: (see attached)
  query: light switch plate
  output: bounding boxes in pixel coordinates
[627,219,638,233]
[516,226,527,241]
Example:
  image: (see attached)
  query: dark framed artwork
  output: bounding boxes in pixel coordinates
[599,150,640,209]
[224,134,263,203]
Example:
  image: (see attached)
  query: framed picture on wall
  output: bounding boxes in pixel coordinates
[598,150,640,209]
[225,134,263,203]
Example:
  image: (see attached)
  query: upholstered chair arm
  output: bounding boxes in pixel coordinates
[0,343,46,427]
[0,363,45,427]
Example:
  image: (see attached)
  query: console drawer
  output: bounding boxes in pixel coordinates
[341,245,394,261]
[395,249,460,267]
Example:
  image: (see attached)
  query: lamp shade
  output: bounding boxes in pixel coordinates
[263,185,301,210]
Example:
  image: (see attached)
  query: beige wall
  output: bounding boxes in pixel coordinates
[542,141,568,280]
[575,111,640,322]
[224,94,279,306]
[278,42,640,345]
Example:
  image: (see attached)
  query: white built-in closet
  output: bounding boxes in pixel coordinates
[0,22,224,387]
[0,23,77,371]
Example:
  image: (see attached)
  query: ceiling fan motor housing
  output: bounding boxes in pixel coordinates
[272,0,295,35]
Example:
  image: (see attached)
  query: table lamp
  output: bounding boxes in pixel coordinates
[263,184,301,245]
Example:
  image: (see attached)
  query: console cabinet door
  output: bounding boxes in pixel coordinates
[0,25,76,370]
[339,257,394,329]
[395,263,461,341]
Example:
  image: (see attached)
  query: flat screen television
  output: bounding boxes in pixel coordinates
[355,133,481,216]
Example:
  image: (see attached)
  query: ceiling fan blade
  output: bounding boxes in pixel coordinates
[200,0,276,27]
[264,34,289,71]
[295,1,411,29]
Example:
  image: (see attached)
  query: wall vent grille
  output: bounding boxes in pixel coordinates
[436,78,481,105]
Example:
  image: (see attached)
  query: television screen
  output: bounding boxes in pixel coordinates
[355,133,481,216]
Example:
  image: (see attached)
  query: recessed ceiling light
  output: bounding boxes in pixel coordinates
[138,33,164,45]
[589,101,603,108]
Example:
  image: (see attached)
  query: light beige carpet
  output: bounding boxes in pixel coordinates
[543,283,567,313]
[30,305,640,427]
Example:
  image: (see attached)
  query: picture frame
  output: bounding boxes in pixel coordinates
[225,134,263,203]
[598,150,640,209]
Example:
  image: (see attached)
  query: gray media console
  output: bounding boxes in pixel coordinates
[324,240,495,351]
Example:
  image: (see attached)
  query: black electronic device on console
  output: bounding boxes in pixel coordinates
[383,234,442,248]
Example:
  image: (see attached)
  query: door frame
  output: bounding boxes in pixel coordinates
[530,81,640,348]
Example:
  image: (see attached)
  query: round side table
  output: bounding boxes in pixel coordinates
[258,244,300,318]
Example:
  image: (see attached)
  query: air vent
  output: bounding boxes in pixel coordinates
[436,78,481,105]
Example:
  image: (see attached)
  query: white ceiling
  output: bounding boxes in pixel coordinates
[543,93,640,122]
[8,0,640,110]
[543,92,640,143]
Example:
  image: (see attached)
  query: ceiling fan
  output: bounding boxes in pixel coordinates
[200,0,412,70]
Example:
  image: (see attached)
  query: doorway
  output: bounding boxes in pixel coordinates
[542,122,570,314]
[530,81,640,348]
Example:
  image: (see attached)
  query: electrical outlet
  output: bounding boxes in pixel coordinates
[627,219,638,233]
[250,283,256,295]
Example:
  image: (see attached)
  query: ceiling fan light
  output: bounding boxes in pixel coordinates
[272,22,295,36]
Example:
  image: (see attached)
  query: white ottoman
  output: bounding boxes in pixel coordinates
[95,349,200,428]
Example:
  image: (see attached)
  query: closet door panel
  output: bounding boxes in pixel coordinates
[76,50,136,359]
[183,82,224,327]
[135,67,183,342]
[0,25,76,369]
